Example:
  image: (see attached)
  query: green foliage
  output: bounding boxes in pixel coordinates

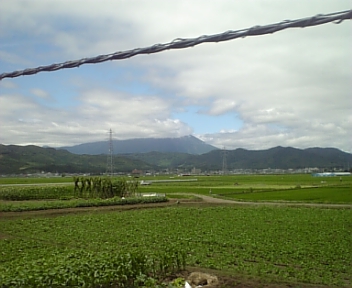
[0,174,351,286]
[0,144,155,174]
[138,174,352,204]
[127,147,352,170]
[0,206,350,286]
[0,196,168,212]
[0,185,74,201]
[2,143,351,175]
[225,186,352,203]
[1,174,350,208]
[0,177,141,201]
[0,177,71,185]
[169,277,185,288]
[0,250,186,287]
[73,176,140,199]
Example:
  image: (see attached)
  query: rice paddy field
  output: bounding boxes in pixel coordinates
[0,174,351,287]
[138,174,352,204]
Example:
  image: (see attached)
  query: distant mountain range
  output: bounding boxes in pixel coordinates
[128,146,351,171]
[0,144,156,174]
[1,139,351,174]
[60,135,217,155]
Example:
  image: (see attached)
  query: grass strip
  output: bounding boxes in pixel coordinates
[0,196,168,212]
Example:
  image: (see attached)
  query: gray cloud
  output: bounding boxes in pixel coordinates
[0,89,192,146]
[0,0,351,152]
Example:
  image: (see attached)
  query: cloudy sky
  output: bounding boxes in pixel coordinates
[0,1,351,152]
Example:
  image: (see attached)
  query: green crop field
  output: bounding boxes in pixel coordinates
[1,206,351,287]
[0,185,74,201]
[0,177,71,185]
[0,174,351,287]
[0,174,351,213]
[221,186,352,203]
[0,173,348,186]
[140,174,349,187]
[139,174,352,204]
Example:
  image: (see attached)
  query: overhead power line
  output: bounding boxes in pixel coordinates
[0,9,351,80]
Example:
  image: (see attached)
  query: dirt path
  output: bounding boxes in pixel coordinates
[1,194,351,220]
[188,194,352,208]
[0,201,177,219]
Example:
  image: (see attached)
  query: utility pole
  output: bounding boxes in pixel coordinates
[222,146,227,175]
[106,129,114,177]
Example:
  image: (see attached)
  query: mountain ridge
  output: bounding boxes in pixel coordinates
[0,143,351,174]
[59,135,217,155]
[124,146,352,171]
[0,144,156,174]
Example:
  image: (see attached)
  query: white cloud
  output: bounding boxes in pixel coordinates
[0,0,351,152]
[0,89,192,146]
[30,88,51,99]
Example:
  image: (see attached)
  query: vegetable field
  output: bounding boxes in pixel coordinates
[1,206,351,287]
[138,174,352,204]
[0,174,351,287]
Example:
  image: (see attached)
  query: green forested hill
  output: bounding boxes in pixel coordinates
[0,144,155,174]
[126,146,352,171]
[0,144,351,174]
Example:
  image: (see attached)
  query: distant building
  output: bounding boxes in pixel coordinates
[312,172,351,177]
[191,167,201,175]
[131,169,143,176]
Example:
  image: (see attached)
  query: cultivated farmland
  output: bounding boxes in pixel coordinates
[0,174,351,287]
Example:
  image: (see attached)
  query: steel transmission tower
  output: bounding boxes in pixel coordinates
[106,129,114,176]
[222,147,227,175]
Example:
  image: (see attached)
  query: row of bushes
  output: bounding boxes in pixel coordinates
[0,196,168,212]
[0,186,74,201]
[0,177,140,201]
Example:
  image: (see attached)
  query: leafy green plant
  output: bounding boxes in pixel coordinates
[73,177,140,199]
[0,185,74,201]
[0,196,168,212]
[0,250,186,287]
[170,277,185,287]
[1,206,350,286]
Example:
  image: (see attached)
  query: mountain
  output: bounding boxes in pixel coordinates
[0,144,156,174]
[0,144,351,175]
[122,151,198,169]
[59,135,217,155]
[126,146,352,171]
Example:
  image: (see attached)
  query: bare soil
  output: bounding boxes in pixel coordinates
[166,267,332,288]
[1,194,351,220]
[190,194,352,208]
[0,200,177,219]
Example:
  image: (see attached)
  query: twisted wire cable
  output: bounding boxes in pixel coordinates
[0,9,351,80]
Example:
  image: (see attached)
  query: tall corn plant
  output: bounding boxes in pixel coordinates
[101,178,113,198]
[92,177,102,197]
[73,177,139,199]
[112,178,127,197]
[129,179,139,197]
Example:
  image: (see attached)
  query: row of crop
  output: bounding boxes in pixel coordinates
[73,177,139,199]
[0,196,168,212]
[0,177,140,201]
[1,206,350,286]
[0,249,186,287]
[0,185,74,201]
[222,185,352,203]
